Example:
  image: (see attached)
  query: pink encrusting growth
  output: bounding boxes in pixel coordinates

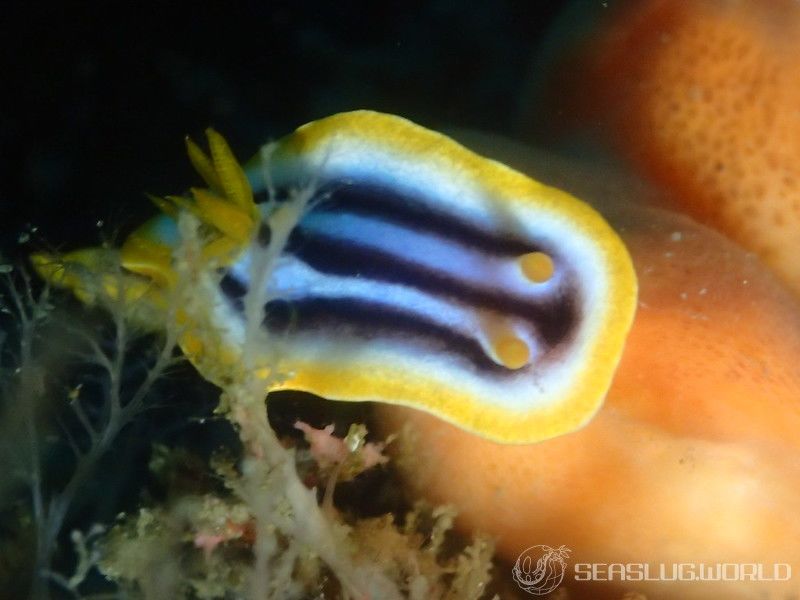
[294,421,388,471]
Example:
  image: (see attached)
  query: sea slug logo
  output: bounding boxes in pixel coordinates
[512,544,571,595]
[512,544,791,594]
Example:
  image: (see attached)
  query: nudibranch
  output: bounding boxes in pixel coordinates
[31,111,636,444]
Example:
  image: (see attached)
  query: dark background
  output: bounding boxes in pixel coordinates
[1,1,570,260]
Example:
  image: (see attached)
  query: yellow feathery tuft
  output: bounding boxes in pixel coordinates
[120,233,174,286]
[205,128,253,212]
[200,235,245,265]
[190,188,255,243]
[185,135,222,193]
[164,194,194,214]
[147,193,179,218]
[30,248,159,312]
[29,252,67,287]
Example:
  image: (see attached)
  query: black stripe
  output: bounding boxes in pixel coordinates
[232,177,581,364]
[253,187,292,205]
[287,229,577,347]
[220,273,246,311]
[264,297,511,374]
[311,181,542,256]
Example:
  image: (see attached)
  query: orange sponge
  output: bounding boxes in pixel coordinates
[377,197,800,599]
[545,0,800,297]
